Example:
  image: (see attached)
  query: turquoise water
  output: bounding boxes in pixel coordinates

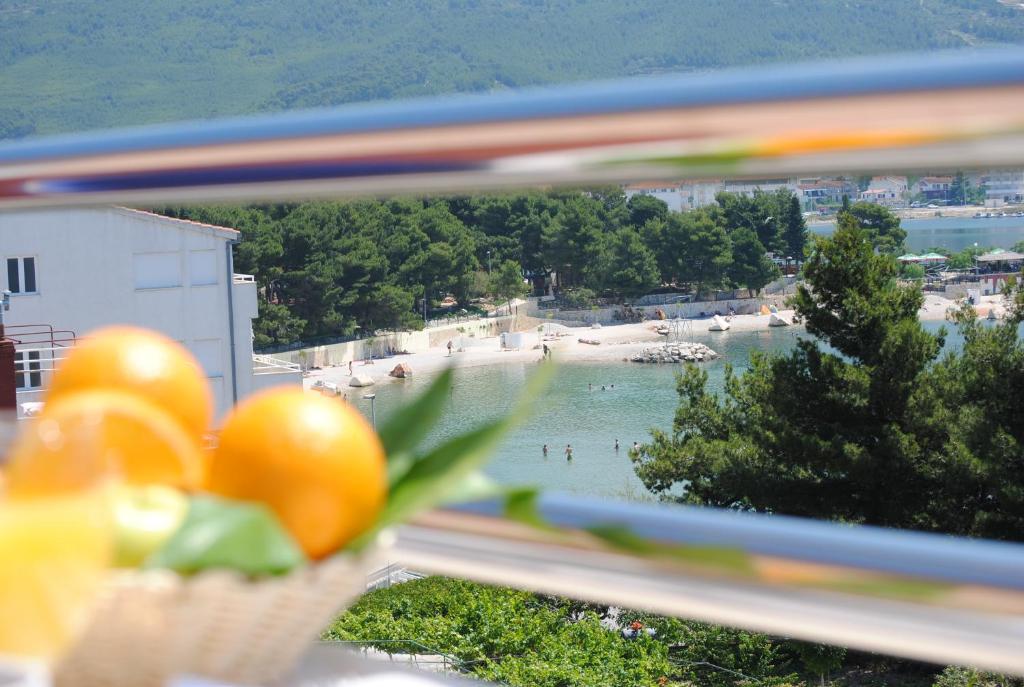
[355,322,959,498]
[813,216,1024,253]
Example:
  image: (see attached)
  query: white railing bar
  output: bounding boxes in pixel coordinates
[392,494,1024,674]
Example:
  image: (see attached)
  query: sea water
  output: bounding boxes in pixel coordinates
[355,322,969,498]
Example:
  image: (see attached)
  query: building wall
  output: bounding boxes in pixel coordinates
[623,188,683,212]
[0,206,257,417]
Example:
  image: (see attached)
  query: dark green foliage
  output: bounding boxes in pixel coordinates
[162,189,793,346]
[728,227,780,296]
[949,171,987,206]
[933,666,1024,687]
[2,2,1023,138]
[841,202,907,253]
[323,577,675,687]
[601,227,661,297]
[633,218,1024,541]
[489,259,529,312]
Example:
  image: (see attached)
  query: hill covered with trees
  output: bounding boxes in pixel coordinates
[2,0,1023,138]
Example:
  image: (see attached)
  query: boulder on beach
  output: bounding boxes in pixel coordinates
[630,342,718,364]
[578,338,601,345]
[389,363,413,378]
[768,313,790,327]
[708,315,731,331]
[349,375,376,387]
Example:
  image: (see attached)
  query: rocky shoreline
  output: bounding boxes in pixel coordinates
[629,342,718,364]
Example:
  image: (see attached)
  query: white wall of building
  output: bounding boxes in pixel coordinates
[0,206,297,418]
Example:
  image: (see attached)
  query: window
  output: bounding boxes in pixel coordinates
[133,252,182,289]
[14,350,42,389]
[6,257,37,294]
[189,250,218,286]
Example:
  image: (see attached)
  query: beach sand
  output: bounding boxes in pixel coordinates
[303,292,1009,391]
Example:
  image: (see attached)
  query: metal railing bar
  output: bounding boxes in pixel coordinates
[390,494,1024,674]
[1,49,1024,207]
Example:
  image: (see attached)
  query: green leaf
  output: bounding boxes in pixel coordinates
[587,523,754,575]
[379,367,454,485]
[378,361,554,530]
[146,495,306,576]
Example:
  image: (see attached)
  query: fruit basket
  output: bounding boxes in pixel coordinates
[53,542,387,687]
[0,325,547,686]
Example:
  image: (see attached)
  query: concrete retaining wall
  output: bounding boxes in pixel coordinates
[530,295,788,326]
[275,315,518,369]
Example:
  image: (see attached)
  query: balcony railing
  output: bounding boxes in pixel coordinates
[2,47,1024,678]
[251,353,302,375]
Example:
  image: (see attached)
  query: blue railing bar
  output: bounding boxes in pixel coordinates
[1,48,1023,163]
[453,493,1024,591]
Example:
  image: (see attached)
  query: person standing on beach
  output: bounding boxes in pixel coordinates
[565,444,573,461]
[543,343,550,359]
[447,340,453,356]
[348,360,353,375]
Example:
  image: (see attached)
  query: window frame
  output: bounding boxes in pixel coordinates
[6,256,38,295]
[14,350,43,390]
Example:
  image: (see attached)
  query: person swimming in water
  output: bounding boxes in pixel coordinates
[565,444,574,461]
[543,444,549,456]
[614,439,620,451]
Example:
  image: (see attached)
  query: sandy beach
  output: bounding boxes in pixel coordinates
[303,291,1007,392]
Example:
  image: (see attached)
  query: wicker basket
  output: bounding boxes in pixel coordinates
[53,544,386,687]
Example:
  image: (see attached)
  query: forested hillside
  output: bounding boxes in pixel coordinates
[1,0,1023,139]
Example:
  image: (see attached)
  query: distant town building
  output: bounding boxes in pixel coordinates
[722,178,799,198]
[914,176,953,201]
[624,177,801,211]
[858,175,908,207]
[981,170,1024,204]
[1,207,301,419]
[797,179,854,208]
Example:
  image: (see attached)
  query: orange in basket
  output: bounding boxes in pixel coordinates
[47,326,213,445]
[208,387,387,559]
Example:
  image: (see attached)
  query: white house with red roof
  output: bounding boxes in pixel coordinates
[1,206,300,419]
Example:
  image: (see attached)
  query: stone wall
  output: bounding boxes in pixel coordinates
[529,295,787,326]
[274,315,518,370]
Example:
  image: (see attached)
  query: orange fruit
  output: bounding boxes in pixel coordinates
[5,390,206,495]
[207,388,386,559]
[47,325,212,443]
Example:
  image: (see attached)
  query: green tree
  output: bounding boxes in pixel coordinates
[949,171,985,206]
[542,196,607,290]
[626,194,669,229]
[665,210,732,296]
[490,259,529,315]
[727,227,779,296]
[602,227,661,297]
[842,202,907,253]
[633,217,944,528]
[781,194,808,259]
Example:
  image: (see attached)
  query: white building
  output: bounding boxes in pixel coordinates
[624,178,800,212]
[623,182,684,211]
[981,170,1024,204]
[1,206,300,419]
